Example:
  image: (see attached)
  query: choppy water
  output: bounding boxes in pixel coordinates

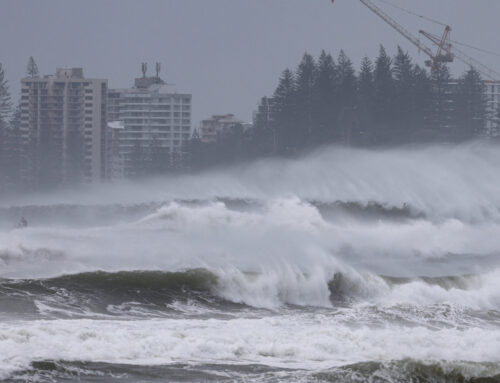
[1,143,500,382]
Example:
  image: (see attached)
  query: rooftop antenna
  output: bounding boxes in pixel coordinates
[141,62,147,78]
[156,62,161,78]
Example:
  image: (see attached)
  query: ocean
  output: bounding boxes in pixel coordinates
[1,143,499,382]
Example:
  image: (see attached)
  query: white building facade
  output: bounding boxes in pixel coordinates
[107,75,192,178]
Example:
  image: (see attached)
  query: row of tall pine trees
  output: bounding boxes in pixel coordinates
[189,46,491,169]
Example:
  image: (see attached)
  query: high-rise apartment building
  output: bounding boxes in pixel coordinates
[20,68,107,188]
[107,67,192,178]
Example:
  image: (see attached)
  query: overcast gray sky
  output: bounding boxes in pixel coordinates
[2,0,500,126]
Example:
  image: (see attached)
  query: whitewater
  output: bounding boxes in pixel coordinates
[1,142,500,382]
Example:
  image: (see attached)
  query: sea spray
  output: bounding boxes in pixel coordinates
[1,144,500,382]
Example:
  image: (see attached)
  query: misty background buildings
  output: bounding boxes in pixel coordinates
[0,48,500,194]
[1,1,500,195]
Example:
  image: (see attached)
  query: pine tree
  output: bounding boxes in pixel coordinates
[0,63,12,193]
[392,47,414,142]
[455,67,487,139]
[313,50,338,143]
[26,56,39,78]
[412,65,433,140]
[273,68,296,154]
[294,53,316,149]
[337,50,357,108]
[373,45,394,143]
[430,62,453,139]
[252,96,276,155]
[357,56,375,143]
[2,104,22,190]
[336,50,357,144]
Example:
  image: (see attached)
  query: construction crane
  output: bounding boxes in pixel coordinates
[331,0,500,80]
[334,0,453,68]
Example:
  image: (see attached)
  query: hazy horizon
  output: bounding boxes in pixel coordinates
[2,0,500,125]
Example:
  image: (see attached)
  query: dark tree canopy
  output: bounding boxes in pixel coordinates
[26,56,39,78]
[0,63,12,193]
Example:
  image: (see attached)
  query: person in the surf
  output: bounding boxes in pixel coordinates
[17,217,28,228]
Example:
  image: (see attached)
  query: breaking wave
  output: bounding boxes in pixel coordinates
[1,267,500,321]
[316,360,500,383]
[5,359,500,383]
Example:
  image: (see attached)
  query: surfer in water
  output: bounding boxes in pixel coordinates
[17,217,28,228]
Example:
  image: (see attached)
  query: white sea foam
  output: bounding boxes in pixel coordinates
[0,316,499,379]
[1,144,500,380]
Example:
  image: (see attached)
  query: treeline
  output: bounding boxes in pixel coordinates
[0,62,21,194]
[0,59,47,194]
[189,45,492,170]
